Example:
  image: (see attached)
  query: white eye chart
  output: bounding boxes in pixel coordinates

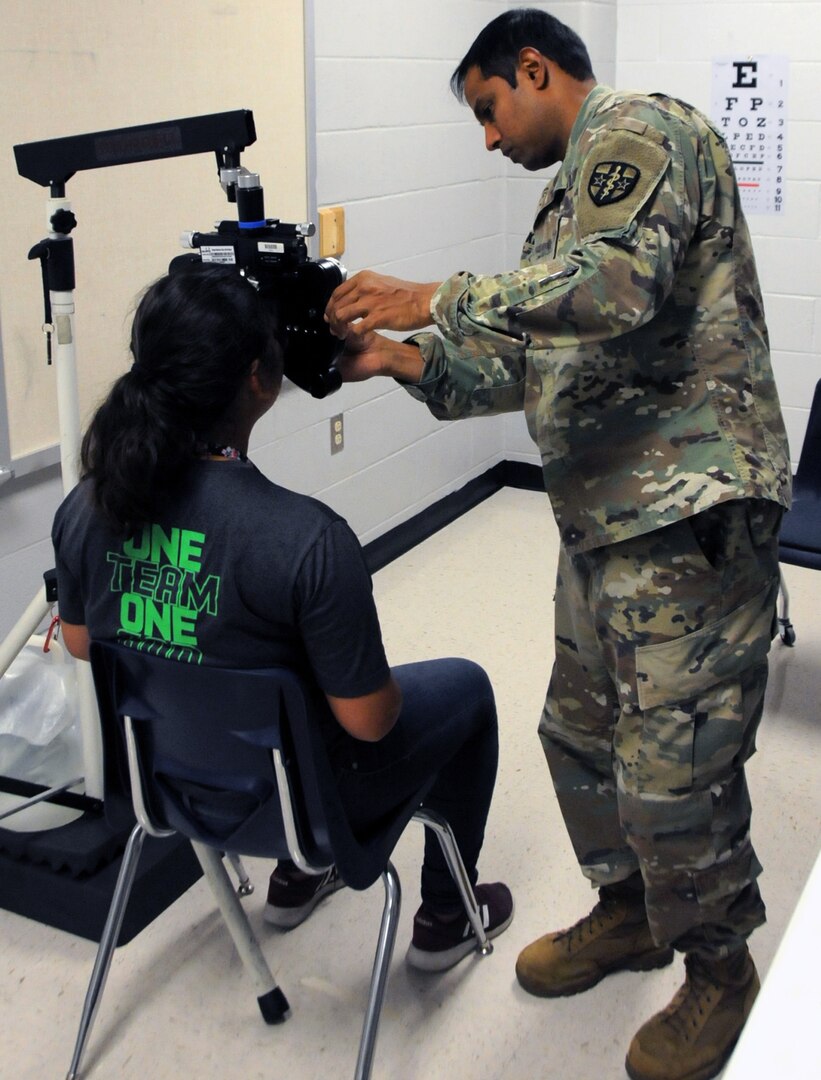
[711,55,788,216]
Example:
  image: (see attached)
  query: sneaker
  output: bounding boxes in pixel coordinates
[405,882,514,973]
[515,887,674,997]
[625,949,760,1080]
[263,863,346,929]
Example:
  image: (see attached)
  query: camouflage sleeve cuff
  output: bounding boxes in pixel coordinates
[395,330,526,419]
[396,332,447,404]
[431,272,472,346]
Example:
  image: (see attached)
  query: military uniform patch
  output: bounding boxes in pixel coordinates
[588,162,641,206]
[576,128,670,241]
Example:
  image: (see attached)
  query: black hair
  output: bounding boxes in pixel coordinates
[80,265,284,533]
[451,7,595,101]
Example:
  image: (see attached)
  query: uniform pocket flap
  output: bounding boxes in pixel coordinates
[636,580,778,711]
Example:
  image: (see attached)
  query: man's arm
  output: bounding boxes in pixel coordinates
[418,121,696,353]
[329,116,696,373]
[333,307,529,421]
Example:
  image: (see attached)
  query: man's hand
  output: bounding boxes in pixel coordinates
[336,330,426,385]
[325,270,441,339]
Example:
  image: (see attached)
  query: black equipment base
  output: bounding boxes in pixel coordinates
[0,808,202,944]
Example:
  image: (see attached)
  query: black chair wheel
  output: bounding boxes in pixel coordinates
[781,625,796,647]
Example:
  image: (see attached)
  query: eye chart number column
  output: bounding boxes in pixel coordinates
[711,55,788,216]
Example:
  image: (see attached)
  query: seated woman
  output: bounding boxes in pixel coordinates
[51,265,512,972]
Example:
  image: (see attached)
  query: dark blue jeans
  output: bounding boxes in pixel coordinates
[329,658,499,911]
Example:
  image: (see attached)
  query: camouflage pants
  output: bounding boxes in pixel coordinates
[539,499,782,957]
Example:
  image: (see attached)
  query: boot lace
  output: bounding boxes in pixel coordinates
[554,898,619,952]
[658,955,718,1043]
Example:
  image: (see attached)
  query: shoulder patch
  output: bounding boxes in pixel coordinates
[577,129,670,241]
[588,162,641,206]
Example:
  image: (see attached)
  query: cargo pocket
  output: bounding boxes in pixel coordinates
[630,580,778,796]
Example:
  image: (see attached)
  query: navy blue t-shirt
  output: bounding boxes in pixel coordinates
[51,460,390,700]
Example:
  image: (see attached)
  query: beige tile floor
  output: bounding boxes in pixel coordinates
[2,488,820,1080]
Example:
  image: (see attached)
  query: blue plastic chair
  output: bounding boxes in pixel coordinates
[777,379,821,645]
[66,641,491,1080]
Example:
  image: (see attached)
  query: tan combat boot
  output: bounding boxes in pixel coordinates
[625,948,760,1080]
[515,887,673,997]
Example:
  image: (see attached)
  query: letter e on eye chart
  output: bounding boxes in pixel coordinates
[711,55,788,216]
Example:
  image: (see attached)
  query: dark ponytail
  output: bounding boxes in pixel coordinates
[81,266,283,533]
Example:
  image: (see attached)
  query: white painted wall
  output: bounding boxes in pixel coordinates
[2,0,818,644]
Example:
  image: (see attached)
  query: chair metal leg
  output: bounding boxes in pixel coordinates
[354,862,401,1080]
[226,852,254,896]
[413,807,492,956]
[191,841,290,1023]
[777,568,796,645]
[66,823,146,1080]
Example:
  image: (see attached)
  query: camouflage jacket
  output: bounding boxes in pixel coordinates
[404,85,791,552]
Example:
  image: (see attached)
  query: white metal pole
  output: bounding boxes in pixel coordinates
[45,194,104,799]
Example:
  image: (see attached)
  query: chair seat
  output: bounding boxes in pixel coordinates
[780,545,821,571]
[779,495,821,568]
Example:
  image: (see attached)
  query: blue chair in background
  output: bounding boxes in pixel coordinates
[66,641,491,1080]
[777,379,821,646]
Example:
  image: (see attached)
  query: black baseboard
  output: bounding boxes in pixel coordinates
[364,460,543,573]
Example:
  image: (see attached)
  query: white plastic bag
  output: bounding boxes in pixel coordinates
[0,633,83,787]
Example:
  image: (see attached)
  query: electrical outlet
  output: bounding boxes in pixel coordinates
[330,413,344,454]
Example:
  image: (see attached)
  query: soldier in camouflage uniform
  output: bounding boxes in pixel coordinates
[325,10,790,1079]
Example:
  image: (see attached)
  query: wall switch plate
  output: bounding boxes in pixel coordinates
[330,413,344,454]
[319,205,345,257]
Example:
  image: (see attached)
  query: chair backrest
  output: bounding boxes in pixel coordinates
[795,379,821,499]
[89,641,424,889]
